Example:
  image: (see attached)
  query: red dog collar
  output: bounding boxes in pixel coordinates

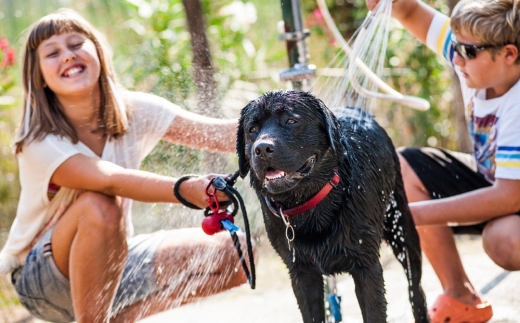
[265,168,340,217]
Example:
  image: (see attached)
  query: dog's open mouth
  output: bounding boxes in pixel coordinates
[263,155,316,189]
[265,155,316,181]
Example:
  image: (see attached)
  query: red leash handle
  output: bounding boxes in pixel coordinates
[206,179,221,214]
[202,179,234,235]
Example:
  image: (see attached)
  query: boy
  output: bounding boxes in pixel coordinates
[364,0,520,322]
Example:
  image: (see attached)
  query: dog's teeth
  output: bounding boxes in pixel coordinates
[265,169,287,180]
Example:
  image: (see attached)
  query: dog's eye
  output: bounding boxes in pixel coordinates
[249,126,257,133]
[286,118,297,124]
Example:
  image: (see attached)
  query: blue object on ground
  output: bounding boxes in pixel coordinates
[327,293,342,322]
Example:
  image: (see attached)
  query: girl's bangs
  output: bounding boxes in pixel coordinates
[28,13,90,50]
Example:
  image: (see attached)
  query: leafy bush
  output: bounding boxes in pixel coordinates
[0,37,20,231]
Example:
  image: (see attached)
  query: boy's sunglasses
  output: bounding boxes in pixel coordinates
[450,35,501,60]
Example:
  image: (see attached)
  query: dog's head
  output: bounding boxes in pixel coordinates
[237,90,343,196]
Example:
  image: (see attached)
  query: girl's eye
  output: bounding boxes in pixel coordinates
[72,42,84,49]
[46,51,58,58]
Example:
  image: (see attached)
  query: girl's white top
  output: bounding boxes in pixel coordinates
[0,91,177,275]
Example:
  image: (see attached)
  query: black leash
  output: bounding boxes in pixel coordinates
[173,170,256,289]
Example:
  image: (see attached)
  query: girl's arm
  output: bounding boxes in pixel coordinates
[50,154,227,208]
[162,107,238,154]
[411,178,520,226]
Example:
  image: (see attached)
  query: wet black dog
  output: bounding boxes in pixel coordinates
[237,90,429,323]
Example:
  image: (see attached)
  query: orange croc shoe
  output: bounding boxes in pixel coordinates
[428,294,493,323]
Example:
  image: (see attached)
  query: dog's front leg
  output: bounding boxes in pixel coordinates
[289,266,326,323]
[351,263,388,323]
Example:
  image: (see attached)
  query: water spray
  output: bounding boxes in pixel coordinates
[173,172,256,289]
[315,0,430,111]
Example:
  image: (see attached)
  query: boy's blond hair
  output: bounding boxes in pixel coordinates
[451,0,520,62]
[15,8,129,153]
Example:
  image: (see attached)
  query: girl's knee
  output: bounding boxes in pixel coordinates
[75,191,124,233]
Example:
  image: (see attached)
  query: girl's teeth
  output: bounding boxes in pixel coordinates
[65,67,82,77]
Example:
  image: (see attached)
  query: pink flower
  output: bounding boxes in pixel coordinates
[0,38,8,51]
[1,48,15,68]
[6,49,15,66]
[313,8,323,20]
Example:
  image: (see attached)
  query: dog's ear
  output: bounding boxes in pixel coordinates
[236,103,251,179]
[317,99,342,155]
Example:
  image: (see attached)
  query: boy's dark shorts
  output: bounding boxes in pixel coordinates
[398,147,493,235]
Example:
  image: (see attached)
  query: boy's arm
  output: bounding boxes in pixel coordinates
[366,0,437,44]
[410,178,520,226]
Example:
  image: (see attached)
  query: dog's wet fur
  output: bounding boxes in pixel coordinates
[237,90,429,323]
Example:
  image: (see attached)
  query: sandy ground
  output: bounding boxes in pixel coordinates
[2,235,519,323]
[138,236,520,323]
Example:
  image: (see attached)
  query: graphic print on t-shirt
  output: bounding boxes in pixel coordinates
[466,98,497,182]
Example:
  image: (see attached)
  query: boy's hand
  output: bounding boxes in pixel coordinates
[366,0,400,15]
[365,0,434,44]
[366,0,380,11]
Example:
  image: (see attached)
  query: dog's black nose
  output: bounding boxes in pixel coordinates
[254,141,275,157]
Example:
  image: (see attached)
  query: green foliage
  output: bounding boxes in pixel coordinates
[118,0,273,102]
[0,37,20,230]
[116,0,194,103]
[117,0,273,174]
[383,26,456,149]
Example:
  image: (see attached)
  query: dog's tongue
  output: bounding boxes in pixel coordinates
[265,169,285,180]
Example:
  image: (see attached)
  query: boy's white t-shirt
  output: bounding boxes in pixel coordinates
[0,91,177,275]
[426,12,520,183]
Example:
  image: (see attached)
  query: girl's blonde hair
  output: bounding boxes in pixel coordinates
[451,0,520,62]
[15,8,129,153]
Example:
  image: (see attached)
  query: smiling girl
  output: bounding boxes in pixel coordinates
[0,8,250,323]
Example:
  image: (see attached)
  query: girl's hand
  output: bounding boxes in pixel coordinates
[176,174,231,210]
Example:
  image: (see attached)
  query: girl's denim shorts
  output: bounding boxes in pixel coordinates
[11,228,168,322]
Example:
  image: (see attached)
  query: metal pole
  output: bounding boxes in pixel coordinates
[278,0,315,91]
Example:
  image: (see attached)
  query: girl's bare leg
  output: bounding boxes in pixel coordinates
[111,228,252,323]
[52,191,127,323]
